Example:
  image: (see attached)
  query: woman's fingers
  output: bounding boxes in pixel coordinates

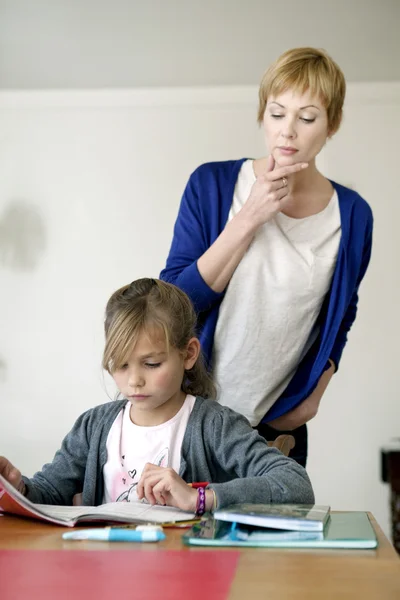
[268,162,308,182]
[242,158,303,227]
[268,177,289,192]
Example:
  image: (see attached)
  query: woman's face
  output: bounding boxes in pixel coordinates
[263,89,330,167]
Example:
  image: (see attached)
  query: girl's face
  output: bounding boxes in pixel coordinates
[263,89,330,167]
[112,330,199,425]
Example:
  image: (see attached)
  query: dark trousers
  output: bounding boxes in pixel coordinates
[254,422,308,468]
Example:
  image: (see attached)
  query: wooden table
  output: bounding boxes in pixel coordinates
[1,513,399,599]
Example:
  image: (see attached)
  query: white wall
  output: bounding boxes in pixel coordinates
[0,83,399,539]
[1,0,400,88]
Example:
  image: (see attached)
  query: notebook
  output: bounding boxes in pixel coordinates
[214,503,330,531]
[182,512,378,549]
[0,474,195,527]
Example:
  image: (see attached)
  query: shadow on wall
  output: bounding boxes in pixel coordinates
[0,200,47,382]
[0,200,47,270]
[0,357,6,382]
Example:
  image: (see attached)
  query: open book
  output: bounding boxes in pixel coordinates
[0,474,196,527]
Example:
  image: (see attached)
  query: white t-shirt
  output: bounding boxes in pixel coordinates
[102,394,196,504]
[213,160,341,426]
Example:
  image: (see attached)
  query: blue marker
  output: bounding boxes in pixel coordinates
[62,528,165,543]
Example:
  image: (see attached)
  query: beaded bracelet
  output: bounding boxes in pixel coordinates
[195,486,206,516]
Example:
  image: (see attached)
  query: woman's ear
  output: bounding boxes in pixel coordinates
[184,337,201,370]
[328,111,342,139]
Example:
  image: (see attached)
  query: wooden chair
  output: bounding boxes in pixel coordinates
[267,434,295,457]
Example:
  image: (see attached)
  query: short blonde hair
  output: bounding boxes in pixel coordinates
[257,47,346,134]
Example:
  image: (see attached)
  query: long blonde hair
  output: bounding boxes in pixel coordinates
[102,278,216,399]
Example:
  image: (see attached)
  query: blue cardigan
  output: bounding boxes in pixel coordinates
[160,159,373,421]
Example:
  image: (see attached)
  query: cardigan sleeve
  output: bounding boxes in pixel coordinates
[330,215,373,369]
[160,170,224,314]
[207,408,315,508]
[22,409,94,505]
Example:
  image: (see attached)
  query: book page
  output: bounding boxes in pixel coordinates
[1,473,195,525]
[33,504,98,521]
[35,501,195,524]
[93,502,196,523]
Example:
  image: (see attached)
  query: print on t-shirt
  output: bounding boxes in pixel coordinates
[115,447,170,503]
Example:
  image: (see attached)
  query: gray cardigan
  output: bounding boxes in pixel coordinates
[23,397,314,509]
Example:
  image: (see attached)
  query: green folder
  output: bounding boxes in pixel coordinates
[182,512,378,549]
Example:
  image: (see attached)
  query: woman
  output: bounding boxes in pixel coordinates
[160,47,373,467]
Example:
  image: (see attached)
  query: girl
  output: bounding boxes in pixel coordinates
[0,278,314,513]
[160,47,373,467]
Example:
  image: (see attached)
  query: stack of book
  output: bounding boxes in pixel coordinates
[183,504,378,549]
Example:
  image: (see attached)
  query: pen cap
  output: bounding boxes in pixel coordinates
[109,530,165,542]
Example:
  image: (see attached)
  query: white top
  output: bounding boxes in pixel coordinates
[102,394,196,503]
[213,160,341,426]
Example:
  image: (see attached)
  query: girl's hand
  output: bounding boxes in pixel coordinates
[240,155,308,229]
[137,463,198,512]
[0,456,26,495]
